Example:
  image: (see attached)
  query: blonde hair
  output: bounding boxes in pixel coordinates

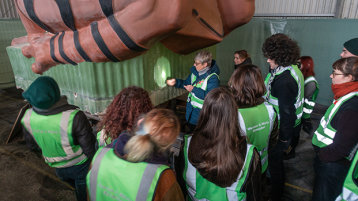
[124,108,180,162]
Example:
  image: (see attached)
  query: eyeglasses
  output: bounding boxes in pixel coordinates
[194,61,202,66]
[331,70,345,77]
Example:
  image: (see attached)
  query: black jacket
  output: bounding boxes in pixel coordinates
[317,96,358,165]
[270,70,298,142]
[23,96,96,159]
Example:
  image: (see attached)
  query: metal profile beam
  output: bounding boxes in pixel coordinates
[254,13,335,17]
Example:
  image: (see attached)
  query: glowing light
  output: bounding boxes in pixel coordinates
[154,57,171,88]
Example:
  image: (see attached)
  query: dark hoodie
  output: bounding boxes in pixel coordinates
[22,76,96,159]
[174,60,220,125]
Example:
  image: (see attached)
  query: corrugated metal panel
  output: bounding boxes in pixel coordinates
[1,0,357,19]
[0,20,26,89]
[6,41,216,114]
[0,0,19,19]
[340,0,358,18]
[255,0,337,18]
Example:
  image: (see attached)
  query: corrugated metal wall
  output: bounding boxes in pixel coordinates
[0,0,18,19]
[1,0,358,19]
[340,0,358,18]
[254,0,358,19]
[255,0,337,18]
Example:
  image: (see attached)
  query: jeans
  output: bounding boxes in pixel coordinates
[312,155,349,201]
[55,159,91,201]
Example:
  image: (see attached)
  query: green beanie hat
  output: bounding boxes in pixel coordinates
[344,38,358,56]
[22,76,61,109]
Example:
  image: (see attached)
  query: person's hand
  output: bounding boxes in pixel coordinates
[166,78,176,86]
[184,85,194,92]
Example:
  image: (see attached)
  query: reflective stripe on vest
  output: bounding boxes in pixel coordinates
[313,92,358,148]
[96,129,111,148]
[22,109,87,168]
[184,136,254,201]
[336,151,358,201]
[88,147,169,201]
[337,187,358,201]
[303,76,319,119]
[264,65,304,126]
[238,102,276,173]
[188,73,219,109]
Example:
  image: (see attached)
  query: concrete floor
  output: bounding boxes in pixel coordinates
[0,88,76,201]
[0,87,324,201]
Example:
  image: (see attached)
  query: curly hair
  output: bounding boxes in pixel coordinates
[262,33,300,67]
[97,86,153,142]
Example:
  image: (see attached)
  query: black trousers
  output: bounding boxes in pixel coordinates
[290,123,302,154]
[312,155,349,201]
[268,124,302,201]
[268,141,285,201]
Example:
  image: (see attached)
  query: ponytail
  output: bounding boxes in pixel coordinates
[124,108,180,163]
[124,134,155,162]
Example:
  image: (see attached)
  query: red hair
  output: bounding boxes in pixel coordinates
[97,86,153,142]
[300,56,315,79]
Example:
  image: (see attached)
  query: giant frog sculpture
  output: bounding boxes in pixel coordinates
[12,0,255,74]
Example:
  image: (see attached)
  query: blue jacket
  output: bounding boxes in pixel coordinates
[175,60,220,125]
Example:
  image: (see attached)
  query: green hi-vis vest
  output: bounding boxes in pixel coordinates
[336,151,358,201]
[302,76,319,119]
[183,135,255,201]
[21,109,88,168]
[187,73,219,109]
[238,102,276,173]
[96,130,111,148]
[312,92,358,149]
[264,65,304,127]
[87,147,169,201]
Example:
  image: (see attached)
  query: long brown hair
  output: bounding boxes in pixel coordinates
[97,86,153,142]
[189,87,247,187]
[300,56,315,79]
[229,64,266,107]
[125,108,180,162]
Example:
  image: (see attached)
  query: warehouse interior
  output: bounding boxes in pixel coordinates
[1,0,358,200]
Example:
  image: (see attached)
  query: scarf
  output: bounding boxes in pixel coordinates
[265,66,290,100]
[198,66,210,76]
[331,81,358,100]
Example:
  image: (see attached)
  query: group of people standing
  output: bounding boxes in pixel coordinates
[19,34,358,201]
